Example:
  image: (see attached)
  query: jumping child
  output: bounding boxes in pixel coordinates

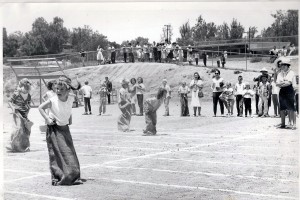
[143,88,167,135]
[38,75,81,186]
[7,78,33,152]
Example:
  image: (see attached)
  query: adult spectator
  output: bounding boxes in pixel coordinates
[81,80,93,115]
[187,45,193,65]
[153,42,158,62]
[111,46,116,64]
[79,49,86,66]
[157,43,162,63]
[128,43,135,63]
[105,77,112,104]
[202,51,207,67]
[136,77,146,116]
[221,53,226,68]
[122,45,128,63]
[269,46,278,63]
[211,69,225,117]
[276,58,296,129]
[136,42,142,62]
[190,72,203,116]
[162,79,171,116]
[288,44,296,56]
[96,46,104,65]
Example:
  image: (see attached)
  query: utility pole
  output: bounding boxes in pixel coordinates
[248,27,251,53]
[164,24,171,42]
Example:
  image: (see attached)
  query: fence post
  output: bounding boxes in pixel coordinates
[245,43,247,71]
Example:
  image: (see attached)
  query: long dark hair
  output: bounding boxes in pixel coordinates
[194,72,201,80]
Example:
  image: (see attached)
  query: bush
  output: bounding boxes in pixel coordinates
[250,57,262,63]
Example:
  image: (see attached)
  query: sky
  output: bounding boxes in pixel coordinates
[1,2,300,44]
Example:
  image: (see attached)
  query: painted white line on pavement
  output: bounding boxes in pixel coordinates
[83,133,262,168]
[4,174,49,183]
[4,169,46,175]
[5,191,74,200]
[4,157,48,163]
[150,158,297,168]
[218,144,298,149]
[81,139,187,145]
[103,165,297,183]
[93,178,298,200]
[182,150,298,159]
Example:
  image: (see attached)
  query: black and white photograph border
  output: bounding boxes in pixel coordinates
[1,1,300,200]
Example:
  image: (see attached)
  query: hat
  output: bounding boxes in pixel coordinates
[111,46,115,49]
[188,44,191,47]
[120,78,129,85]
[162,79,167,83]
[280,57,291,66]
[244,82,250,86]
[260,67,268,73]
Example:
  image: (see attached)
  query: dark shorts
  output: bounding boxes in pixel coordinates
[279,85,296,111]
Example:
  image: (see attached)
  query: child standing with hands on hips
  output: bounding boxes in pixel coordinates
[38,75,82,186]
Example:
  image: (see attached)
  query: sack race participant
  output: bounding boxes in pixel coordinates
[117,78,132,132]
[143,88,167,136]
[7,78,33,152]
[38,75,82,186]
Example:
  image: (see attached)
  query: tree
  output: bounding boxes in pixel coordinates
[192,15,207,41]
[249,26,258,39]
[176,21,193,45]
[4,31,24,57]
[47,17,69,54]
[130,37,149,45]
[216,22,230,40]
[229,18,244,40]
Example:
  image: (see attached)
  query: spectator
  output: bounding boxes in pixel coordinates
[258,75,271,117]
[81,80,93,115]
[178,82,190,116]
[282,46,288,57]
[96,46,104,65]
[254,67,272,111]
[79,49,86,66]
[105,77,112,104]
[211,69,225,117]
[153,42,158,62]
[234,75,245,117]
[270,77,280,117]
[178,46,184,65]
[122,45,128,63]
[221,53,226,68]
[128,43,135,63]
[98,81,107,115]
[202,51,207,67]
[162,79,171,116]
[294,75,299,117]
[111,46,116,64]
[129,78,138,115]
[136,42,142,62]
[136,77,146,116]
[276,58,296,129]
[187,45,193,65]
[190,72,203,116]
[269,46,278,63]
[157,43,162,63]
[220,82,235,116]
[194,51,199,66]
[288,43,296,56]
[242,83,255,117]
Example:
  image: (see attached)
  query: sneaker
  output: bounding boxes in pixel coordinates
[83,112,88,115]
[89,112,92,115]
[98,113,101,116]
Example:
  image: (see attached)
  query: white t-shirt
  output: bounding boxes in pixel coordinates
[136,83,145,95]
[242,89,255,98]
[46,90,56,99]
[276,70,295,85]
[235,82,246,95]
[212,77,224,92]
[81,85,92,98]
[49,94,74,126]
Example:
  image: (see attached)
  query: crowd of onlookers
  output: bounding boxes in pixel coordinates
[269,44,296,63]
[78,40,228,68]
